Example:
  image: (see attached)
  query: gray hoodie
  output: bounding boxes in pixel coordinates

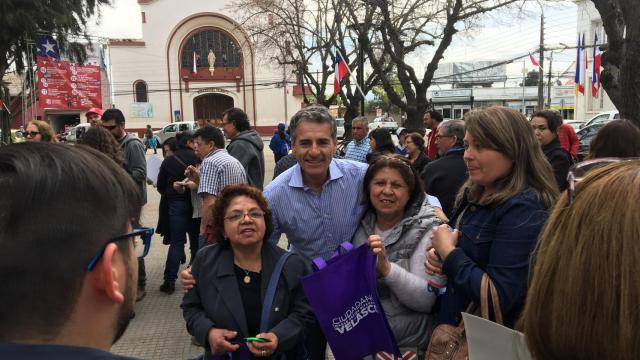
[227,129,265,190]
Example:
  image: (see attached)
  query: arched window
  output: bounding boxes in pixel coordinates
[134,80,148,103]
[181,29,242,69]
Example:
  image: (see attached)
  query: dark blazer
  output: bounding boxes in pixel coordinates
[182,242,314,359]
[420,147,467,218]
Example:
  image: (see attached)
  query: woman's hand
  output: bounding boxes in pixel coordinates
[430,224,458,261]
[207,328,240,355]
[425,247,443,275]
[180,267,196,293]
[173,181,185,193]
[368,235,391,277]
[246,332,279,358]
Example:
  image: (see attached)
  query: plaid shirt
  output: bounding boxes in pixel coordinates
[198,149,247,197]
[345,138,371,163]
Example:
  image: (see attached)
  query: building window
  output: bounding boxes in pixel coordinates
[134,80,148,103]
[181,29,242,69]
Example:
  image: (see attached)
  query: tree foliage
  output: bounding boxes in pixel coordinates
[343,0,523,129]
[590,0,640,125]
[0,0,110,82]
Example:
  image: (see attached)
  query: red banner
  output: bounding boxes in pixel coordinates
[37,57,102,110]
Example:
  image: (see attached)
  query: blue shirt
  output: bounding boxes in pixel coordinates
[264,159,368,261]
[344,138,370,163]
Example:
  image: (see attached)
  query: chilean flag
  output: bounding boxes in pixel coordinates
[529,53,542,70]
[575,33,585,95]
[334,52,349,95]
[592,33,602,97]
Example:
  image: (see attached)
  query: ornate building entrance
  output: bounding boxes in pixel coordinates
[193,93,234,126]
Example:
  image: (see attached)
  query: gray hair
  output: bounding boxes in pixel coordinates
[289,105,337,142]
[352,116,369,128]
[438,119,465,147]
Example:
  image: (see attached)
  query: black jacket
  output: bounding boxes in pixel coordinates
[542,137,571,192]
[157,148,198,200]
[182,242,315,359]
[411,152,429,176]
[420,147,468,218]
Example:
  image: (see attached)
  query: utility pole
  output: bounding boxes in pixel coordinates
[537,12,545,111]
[282,64,288,122]
[546,51,553,108]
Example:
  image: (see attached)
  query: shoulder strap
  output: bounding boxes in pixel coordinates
[260,252,293,333]
[479,273,504,325]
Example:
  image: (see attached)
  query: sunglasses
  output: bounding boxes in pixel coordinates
[86,227,154,271]
[24,131,40,138]
[102,124,118,130]
[567,157,640,204]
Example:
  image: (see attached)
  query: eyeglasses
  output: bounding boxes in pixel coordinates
[24,131,40,138]
[101,124,118,130]
[224,209,265,223]
[86,227,154,271]
[567,157,639,204]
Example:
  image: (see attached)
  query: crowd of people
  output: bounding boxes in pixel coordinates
[2,102,640,360]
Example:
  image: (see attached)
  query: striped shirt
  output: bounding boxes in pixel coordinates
[198,149,247,197]
[264,159,368,261]
[344,138,371,163]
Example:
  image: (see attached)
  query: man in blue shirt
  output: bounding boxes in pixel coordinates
[344,116,370,163]
[263,106,368,359]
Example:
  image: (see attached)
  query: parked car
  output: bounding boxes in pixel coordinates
[153,121,199,145]
[368,115,398,132]
[576,123,605,161]
[0,129,25,144]
[336,118,345,139]
[580,110,619,129]
[564,120,585,131]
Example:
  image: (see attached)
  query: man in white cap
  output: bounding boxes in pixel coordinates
[395,127,408,155]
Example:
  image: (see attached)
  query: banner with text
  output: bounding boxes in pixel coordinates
[37,57,102,110]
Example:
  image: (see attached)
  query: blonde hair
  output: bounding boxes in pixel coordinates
[456,106,557,208]
[520,161,640,359]
[27,120,58,143]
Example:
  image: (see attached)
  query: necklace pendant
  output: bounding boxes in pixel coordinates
[243,275,251,284]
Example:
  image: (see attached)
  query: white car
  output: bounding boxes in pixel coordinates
[336,118,345,139]
[153,121,199,145]
[66,123,92,143]
[581,110,619,129]
[368,116,398,132]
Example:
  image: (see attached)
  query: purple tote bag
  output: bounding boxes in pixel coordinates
[301,243,400,360]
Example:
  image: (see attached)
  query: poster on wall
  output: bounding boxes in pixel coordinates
[131,103,153,118]
[37,57,71,109]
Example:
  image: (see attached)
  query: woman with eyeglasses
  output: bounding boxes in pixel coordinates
[24,120,58,143]
[404,132,429,175]
[426,106,558,329]
[520,160,640,359]
[352,154,442,357]
[182,184,314,360]
[530,110,572,191]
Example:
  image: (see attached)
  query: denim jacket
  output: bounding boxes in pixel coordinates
[438,189,548,328]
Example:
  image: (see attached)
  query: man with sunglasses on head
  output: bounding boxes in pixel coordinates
[0,144,145,359]
[101,108,149,301]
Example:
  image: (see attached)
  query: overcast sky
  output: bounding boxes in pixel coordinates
[90,0,579,87]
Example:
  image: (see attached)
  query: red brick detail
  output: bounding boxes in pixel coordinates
[292,85,312,96]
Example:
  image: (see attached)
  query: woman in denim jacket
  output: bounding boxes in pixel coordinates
[426,106,559,328]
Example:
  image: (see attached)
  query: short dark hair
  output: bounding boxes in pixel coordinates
[102,108,126,125]
[222,107,251,132]
[0,143,141,341]
[175,131,192,149]
[211,184,274,246]
[289,105,336,142]
[193,125,225,149]
[163,137,177,153]
[362,154,425,211]
[428,110,443,123]
[407,132,426,152]
[531,110,563,133]
[589,119,640,159]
